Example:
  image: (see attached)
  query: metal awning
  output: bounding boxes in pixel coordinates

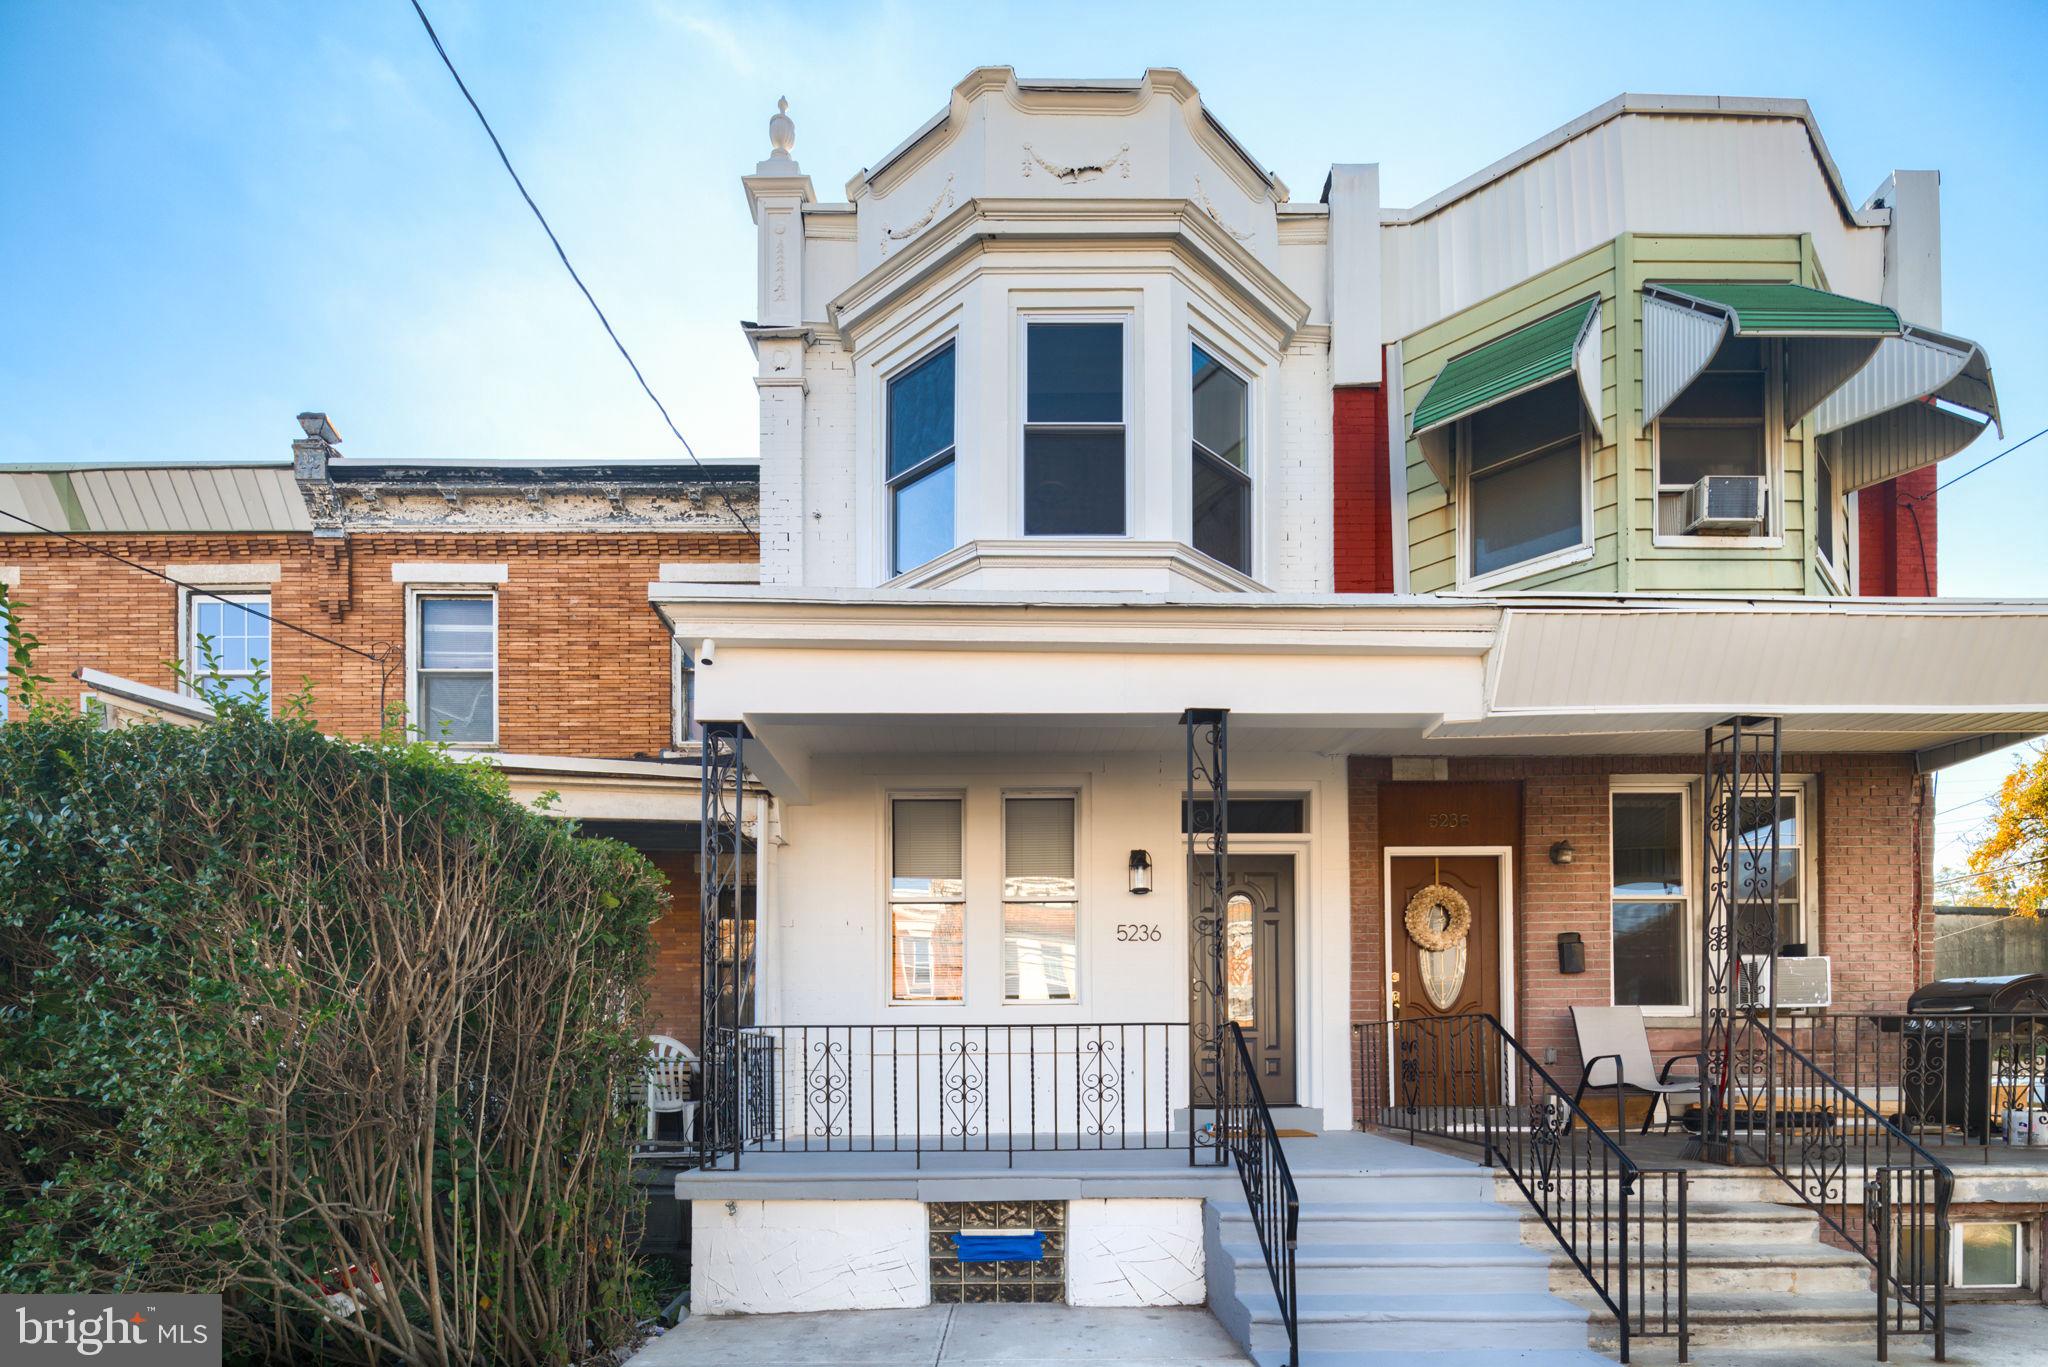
[1410,297,1602,486]
[1813,324,2002,492]
[1642,282,1901,428]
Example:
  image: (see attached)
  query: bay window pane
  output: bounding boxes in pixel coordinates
[420,672,493,743]
[889,344,955,477]
[1027,323,1122,423]
[1470,440,1581,576]
[1192,345,1247,468]
[419,598,495,670]
[1003,902,1077,1002]
[1024,430,1125,534]
[1193,451,1250,572]
[1614,901,1687,1007]
[892,459,954,574]
[892,904,964,1002]
[1613,793,1683,895]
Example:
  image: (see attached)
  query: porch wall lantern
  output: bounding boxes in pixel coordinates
[1128,849,1153,895]
[1549,839,1576,866]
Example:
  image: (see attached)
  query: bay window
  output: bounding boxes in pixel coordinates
[1464,381,1587,581]
[890,796,965,1002]
[1024,321,1125,535]
[1612,789,1689,1010]
[1656,337,1769,535]
[1002,795,1078,1002]
[887,341,957,574]
[1191,343,1251,573]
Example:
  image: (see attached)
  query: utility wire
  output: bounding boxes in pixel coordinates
[0,506,381,663]
[1915,424,2048,497]
[406,0,756,539]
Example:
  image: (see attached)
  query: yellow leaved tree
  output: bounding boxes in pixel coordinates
[1967,744,2048,918]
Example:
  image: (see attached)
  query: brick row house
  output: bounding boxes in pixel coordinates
[7,69,2047,1361]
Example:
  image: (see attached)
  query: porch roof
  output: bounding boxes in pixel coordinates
[651,586,2048,797]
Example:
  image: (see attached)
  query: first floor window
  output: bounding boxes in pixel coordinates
[1657,336,1770,534]
[187,591,271,710]
[1003,795,1077,1001]
[1466,380,1585,579]
[891,796,964,1002]
[1734,791,1805,956]
[1024,321,1126,535]
[414,594,496,744]
[1191,344,1251,573]
[888,341,957,574]
[1612,790,1688,1009]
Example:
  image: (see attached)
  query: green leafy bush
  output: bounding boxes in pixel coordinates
[0,586,664,1365]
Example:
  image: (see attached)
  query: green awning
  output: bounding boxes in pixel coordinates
[1642,282,1903,428]
[1410,297,1601,486]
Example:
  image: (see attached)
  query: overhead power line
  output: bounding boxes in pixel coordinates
[1923,425,2048,496]
[406,0,757,539]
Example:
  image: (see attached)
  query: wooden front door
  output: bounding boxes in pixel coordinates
[1194,855,1297,1104]
[1389,855,1502,1105]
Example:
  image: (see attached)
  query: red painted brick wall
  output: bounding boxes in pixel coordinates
[1333,378,1394,593]
[1352,754,1934,1091]
[643,850,704,1050]
[1857,469,1938,597]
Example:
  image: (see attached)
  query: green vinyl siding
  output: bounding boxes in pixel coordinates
[1400,232,1850,596]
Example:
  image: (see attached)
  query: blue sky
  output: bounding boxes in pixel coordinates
[3,0,2043,867]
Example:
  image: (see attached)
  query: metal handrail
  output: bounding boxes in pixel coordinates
[1221,1021,1299,1367]
[1743,1016,1952,1360]
[1354,1015,1689,1364]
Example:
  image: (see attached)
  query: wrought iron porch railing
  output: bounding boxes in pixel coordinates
[1766,1011,2048,1162]
[697,1022,1189,1169]
[1723,1017,1952,1361]
[1353,1016,1689,1365]
[1220,1020,1298,1367]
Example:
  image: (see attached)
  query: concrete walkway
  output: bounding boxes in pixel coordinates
[626,1304,1251,1367]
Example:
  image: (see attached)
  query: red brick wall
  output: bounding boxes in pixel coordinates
[0,530,752,752]
[1333,378,1394,593]
[1351,754,1934,1089]
[1857,469,1938,597]
[643,850,704,1051]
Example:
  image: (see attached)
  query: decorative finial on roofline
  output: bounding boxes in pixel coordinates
[768,95,795,162]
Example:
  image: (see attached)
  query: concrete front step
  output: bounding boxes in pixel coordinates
[1238,1291,1592,1353]
[1222,1239,1553,1294]
[1218,1200,1527,1245]
[1542,1244,1872,1298]
[1289,1170,1497,1203]
[1584,1291,1880,1350]
[1517,1197,1828,1248]
[1256,1353,1614,1367]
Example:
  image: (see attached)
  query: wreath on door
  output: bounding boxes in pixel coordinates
[1404,883,1473,953]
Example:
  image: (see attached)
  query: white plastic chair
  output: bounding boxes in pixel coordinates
[1570,1005,1699,1144]
[645,1034,699,1143]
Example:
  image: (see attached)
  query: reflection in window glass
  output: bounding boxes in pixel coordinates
[189,593,272,710]
[1612,791,1686,1008]
[1025,324,1125,536]
[1004,796,1077,1001]
[888,343,957,573]
[891,797,964,1002]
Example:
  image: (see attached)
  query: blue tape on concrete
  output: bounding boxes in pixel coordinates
[952,1232,1044,1263]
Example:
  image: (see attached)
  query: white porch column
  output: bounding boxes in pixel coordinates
[743,100,815,586]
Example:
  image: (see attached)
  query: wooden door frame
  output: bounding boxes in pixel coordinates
[1379,845,1518,1101]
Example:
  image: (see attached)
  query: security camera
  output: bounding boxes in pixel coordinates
[697,638,716,667]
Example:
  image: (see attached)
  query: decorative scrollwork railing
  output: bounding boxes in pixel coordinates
[1737,1018,1952,1360]
[1220,1021,1298,1367]
[699,1022,1189,1169]
[1353,1015,1689,1365]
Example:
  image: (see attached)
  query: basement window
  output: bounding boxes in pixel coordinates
[1953,1222,2025,1289]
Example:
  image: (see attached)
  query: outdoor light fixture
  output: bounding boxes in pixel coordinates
[1128,849,1153,895]
[1549,839,1575,866]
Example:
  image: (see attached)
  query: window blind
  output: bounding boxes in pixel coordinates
[892,798,963,881]
[1005,797,1075,880]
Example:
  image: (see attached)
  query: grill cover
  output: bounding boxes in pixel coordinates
[1905,974,2048,1015]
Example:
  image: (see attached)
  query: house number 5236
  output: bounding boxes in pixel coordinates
[1115,924,1162,943]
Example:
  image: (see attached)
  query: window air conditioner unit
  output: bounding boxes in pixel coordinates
[1738,955,1832,1010]
[1682,475,1766,533]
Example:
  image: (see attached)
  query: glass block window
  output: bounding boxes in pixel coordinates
[928,1201,1066,1304]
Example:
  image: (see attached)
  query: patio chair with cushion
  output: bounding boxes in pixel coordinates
[645,1035,699,1144]
[1570,1005,1700,1145]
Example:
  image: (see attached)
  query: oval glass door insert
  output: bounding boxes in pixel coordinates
[1416,902,1468,1009]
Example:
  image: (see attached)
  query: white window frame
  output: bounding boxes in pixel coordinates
[1455,395,1595,591]
[179,587,273,715]
[1188,331,1256,578]
[1017,312,1133,540]
[885,791,967,1006]
[1814,439,1846,591]
[670,640,700,749]
[1740,785,1813,954]
[884,334,960,577]
[1652,338,1786,549]
[1950,1220,2027,1290]
[1609,782,1695,1016]
[405,588,499,749]
[1000,788,1082,1006]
